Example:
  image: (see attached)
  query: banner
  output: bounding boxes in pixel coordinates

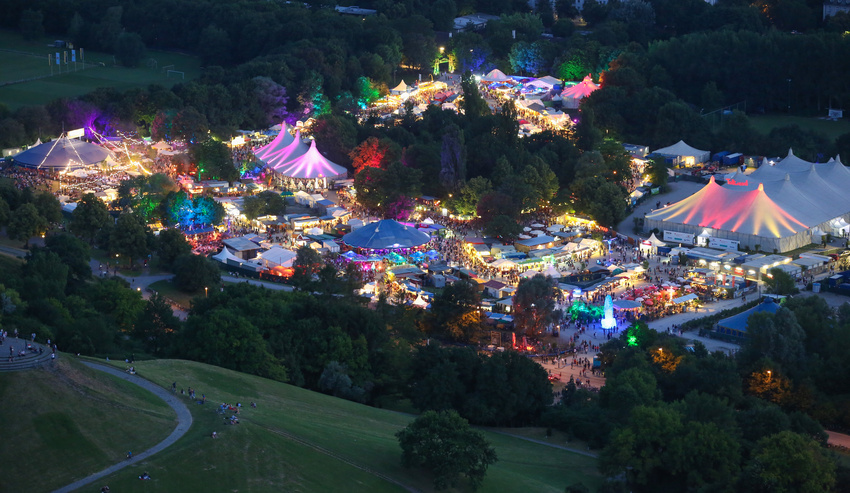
[708,237,739,251]
[663,230,694,245]
[55,52,60,65]
[71,49,76,62]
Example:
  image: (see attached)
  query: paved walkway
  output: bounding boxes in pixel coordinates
[53,362,193,493]
[0,337,55,371]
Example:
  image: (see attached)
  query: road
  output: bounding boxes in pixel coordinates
[52,361,193,493]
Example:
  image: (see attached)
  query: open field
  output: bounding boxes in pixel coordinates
[749,114,850,142]
[84,358,603,492]
[0,30,201,110]
[0,358,175,492]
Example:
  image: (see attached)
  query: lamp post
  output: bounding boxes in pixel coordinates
[786,79,791,113]
[205,286,208,298]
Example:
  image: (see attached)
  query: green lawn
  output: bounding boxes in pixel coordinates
[148,279,200,308]
[749,114,850,142]
[86,359,603,493]
[0,358,175,492]
[0,30,201,110]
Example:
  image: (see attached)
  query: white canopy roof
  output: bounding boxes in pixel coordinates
[651,140,710,163]
[256,246,297,268]
[391,80,409,93]
[482,69,510,82]
[644,233,666,247]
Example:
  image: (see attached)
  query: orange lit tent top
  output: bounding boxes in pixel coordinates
[645,176,808,238]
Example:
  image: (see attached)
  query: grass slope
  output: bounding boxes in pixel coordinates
[0,358,175,492]
[88,358,602,493]
[0,30,200,110]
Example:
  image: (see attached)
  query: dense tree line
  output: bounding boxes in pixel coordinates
[543,309,850,492]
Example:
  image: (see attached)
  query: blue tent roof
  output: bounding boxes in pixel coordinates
[13,136,111,170]
[342,219,431,250]
[717,299,781,333]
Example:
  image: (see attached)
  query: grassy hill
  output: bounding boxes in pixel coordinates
[84,358,602,493]
[0,358,176,492]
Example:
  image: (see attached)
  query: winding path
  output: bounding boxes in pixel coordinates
[52,362,193,493]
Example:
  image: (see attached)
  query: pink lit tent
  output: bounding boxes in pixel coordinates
[274,140,348,180]
[259,130,310,170]
[253,123,295,162]
[643,175,825,252]
[561,75,599,109]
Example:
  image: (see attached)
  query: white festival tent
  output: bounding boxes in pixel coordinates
[391,80,409,94]
[481,69,511,82]
[651,140,710,166]
[644,152,850,251]
[254,246,297,268]
[527,76,561,90]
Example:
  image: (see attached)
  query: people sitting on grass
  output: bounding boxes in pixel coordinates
[139,472,151,480]
[211,431,218,439]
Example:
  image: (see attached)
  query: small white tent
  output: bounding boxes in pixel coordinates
[391,80,409,94]
[651,140,710,166]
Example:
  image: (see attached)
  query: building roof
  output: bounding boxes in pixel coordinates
[342,219,431,250]
[13,136,112,170]
[717,299,781,333]
[223,236,262,252]
[516,235,555,247]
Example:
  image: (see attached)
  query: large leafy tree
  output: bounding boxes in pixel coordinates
[240,191,287,221]
[109,213,153,268]
[134,293,181,354]
[426,281,483,342]
[180,307,286,380]
[192,139,237,182]
[741,431,835,493]
[8,203,48,248]
[71,193,110,244]
[396,410,498,491]
[513,274,558,336]
[44,233,91,284]
[33,192,62,225]
[601,403,742,492]
[173,254,221,293]
[156,228,191,268]
[291,246,322,290]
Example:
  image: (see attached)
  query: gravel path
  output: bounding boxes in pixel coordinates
[52,362,193,493]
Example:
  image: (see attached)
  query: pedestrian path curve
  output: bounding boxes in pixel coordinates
[52,362,193,493]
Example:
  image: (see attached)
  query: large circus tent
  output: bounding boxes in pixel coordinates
[11,135,112,172]
[342,219,431,251]
[644,150,850,252]
[274,140,347,180]
[253,127,347,182]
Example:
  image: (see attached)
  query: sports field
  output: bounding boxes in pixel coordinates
[749,114,850,142]
[0,30,200,110]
